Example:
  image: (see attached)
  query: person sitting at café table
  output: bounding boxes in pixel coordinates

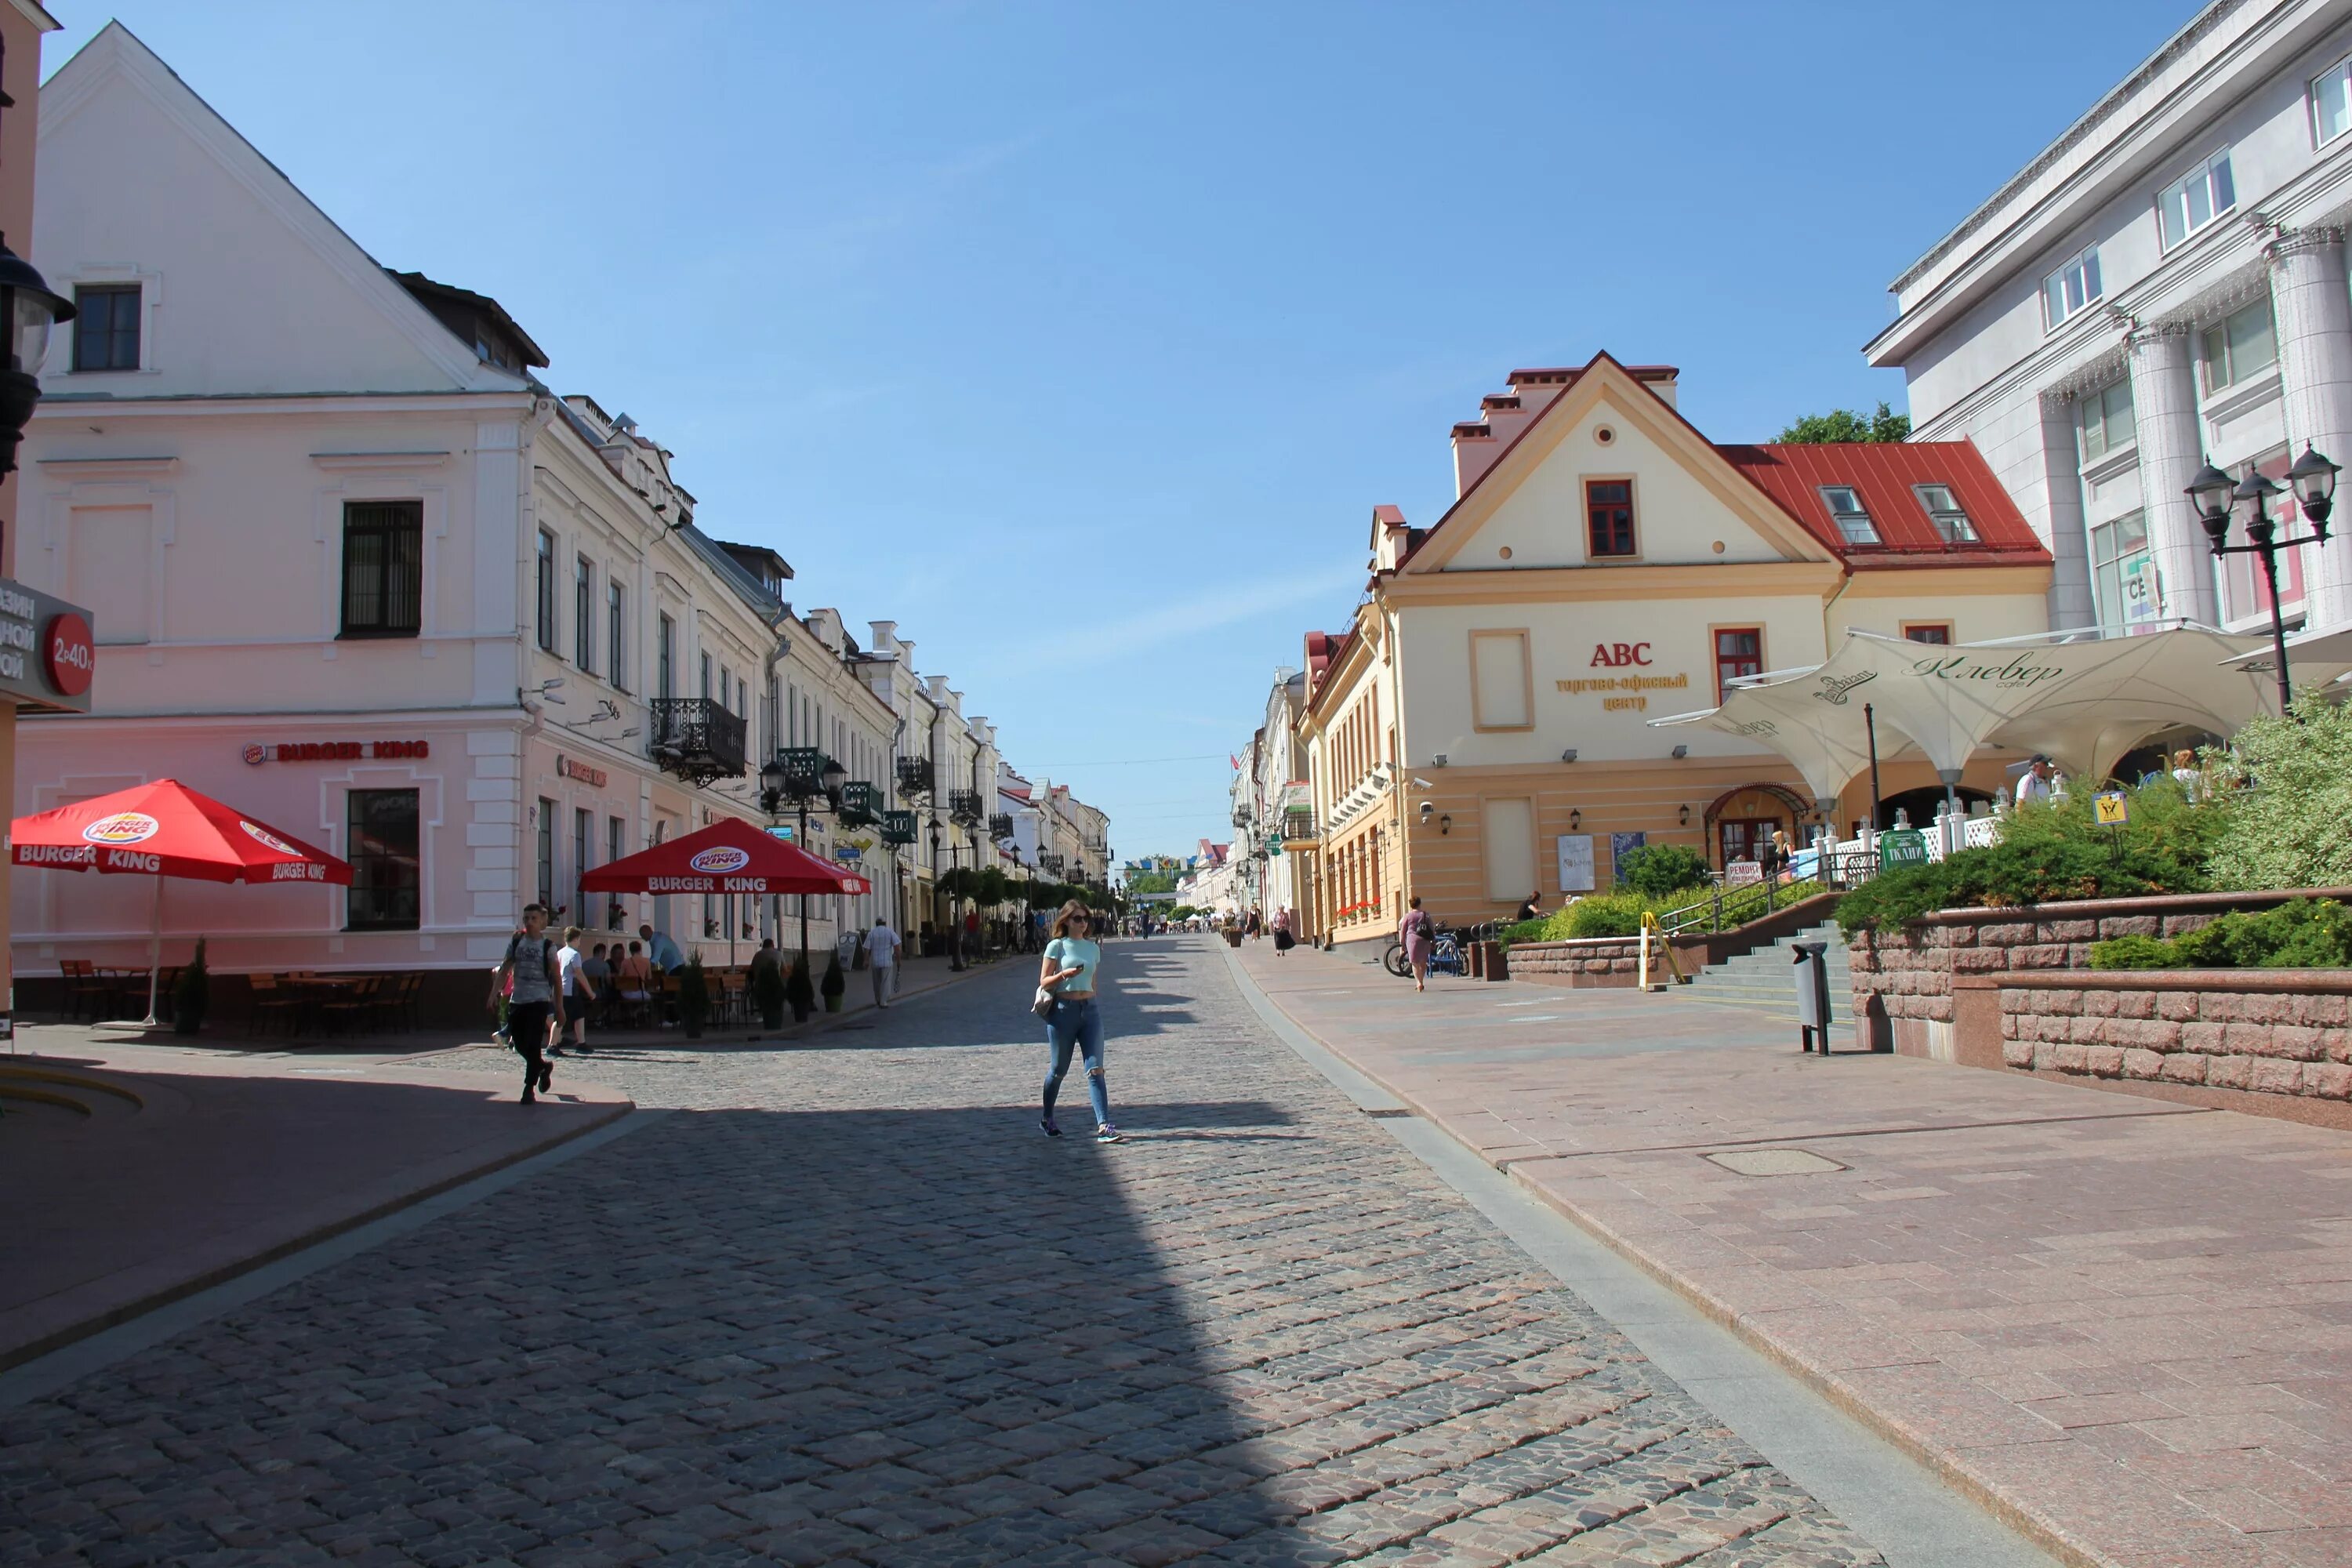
[583,941,615,1020]
[637,922,685,972]
[615,940,654,1003]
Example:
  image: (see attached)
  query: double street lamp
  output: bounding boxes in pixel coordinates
[759,748,846,976]
[2186,442,2340,714]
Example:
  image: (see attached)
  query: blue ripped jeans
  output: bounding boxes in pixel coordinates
[1042,996,1111,1127]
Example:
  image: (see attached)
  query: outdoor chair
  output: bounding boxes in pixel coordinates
[318,976,379,1036]
[60,960,107,1022]
[246,973,306,1036]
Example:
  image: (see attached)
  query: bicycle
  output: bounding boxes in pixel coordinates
[1383,927,1465,978]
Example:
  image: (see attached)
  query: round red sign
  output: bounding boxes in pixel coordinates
[44,612,93,698]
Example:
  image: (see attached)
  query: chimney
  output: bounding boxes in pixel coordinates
[867,620,899,657]
[924,673,950,702]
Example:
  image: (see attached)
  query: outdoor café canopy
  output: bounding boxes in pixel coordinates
[11,778,354,1026]
[1651,626,2352,800]
[581,815,870,898]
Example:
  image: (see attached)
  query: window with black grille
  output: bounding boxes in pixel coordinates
[340,501,423,637]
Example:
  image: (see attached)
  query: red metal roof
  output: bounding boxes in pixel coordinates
[1715,441,2049,566]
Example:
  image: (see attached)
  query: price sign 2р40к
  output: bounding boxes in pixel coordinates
[2094,791,2129,827]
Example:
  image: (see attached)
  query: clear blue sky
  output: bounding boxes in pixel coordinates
[52,2,2185,862]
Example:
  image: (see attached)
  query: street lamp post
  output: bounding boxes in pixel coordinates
[760,750,847,978]
[2187,444,2339,715]
[0,248,74,477]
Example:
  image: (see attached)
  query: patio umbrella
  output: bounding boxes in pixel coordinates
[13,779,354,1026]
[582,816,870,967]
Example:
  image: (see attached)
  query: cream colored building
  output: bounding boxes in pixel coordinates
[1298,354,2053,947]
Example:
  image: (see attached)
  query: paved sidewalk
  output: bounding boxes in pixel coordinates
[1229,938,2352,1568]
[2,938,1887,1566]
[0,1038,630,1372]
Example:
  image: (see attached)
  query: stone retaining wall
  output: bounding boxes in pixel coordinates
[1980,971,2352,1099]
[1849,887,2352,1062]
[1509,936,1689,988]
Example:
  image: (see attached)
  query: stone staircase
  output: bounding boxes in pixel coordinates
[1680,921,1852,1028]
[0,1062,145,1128]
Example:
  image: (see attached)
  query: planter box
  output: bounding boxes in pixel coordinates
[1849,886,2352,1063]
[1508,892,1837,989]
[1972,969,2352,1100]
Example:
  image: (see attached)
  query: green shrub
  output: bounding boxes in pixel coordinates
[2205,691,2352,891]
[2089,898,2352,970]
[1617,843,1711,898]
[678,956,710,1032]
[784,958,815,1020]
[820,951,846,999]
[1565,893,1655,938]
[172,938,210,1035]
[1835,782,2216,936]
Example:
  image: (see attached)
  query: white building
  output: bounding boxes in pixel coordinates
[1868,0,2352,638]
[10,24,799,1010]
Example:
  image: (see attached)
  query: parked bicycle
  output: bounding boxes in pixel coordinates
[1384,925,1465,978]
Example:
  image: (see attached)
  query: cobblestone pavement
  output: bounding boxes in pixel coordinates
[0,938,1886,1566]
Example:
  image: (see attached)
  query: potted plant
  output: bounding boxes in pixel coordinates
[172,938,210,1035]
[678,954,710,1039]
[821,950,847,1013]
[785,958,815,1024]
[751,956,787,1029]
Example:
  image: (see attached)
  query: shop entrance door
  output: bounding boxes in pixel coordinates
[1719,817,1780,869]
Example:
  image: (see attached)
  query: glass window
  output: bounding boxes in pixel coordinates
[2159,150,2235,249]
[574,808,593,928]
[657,612,675,699]
[700,651,712,700]
[339,501,423,637]
[2318,53,2352,146]
[1715,627,1762,702]
[1586,479,1635,557]
[2090,510,2152,629]
[347,789,420,931]
[1904,623,1953,644]
[2201,298,2278,394]
[607,581,625,689]
[2042,244,2103,330]
[2079,379,2135,463]
[71,284,140,372]
[574,557,593,670]
[536,799,555,909]
[535,531,557,653]
[1820,485,1878,545]
[1915,484,1977,543]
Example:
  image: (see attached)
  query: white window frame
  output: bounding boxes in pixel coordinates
[2315,51,2352,147]
[2158,148,2235,251]
[1914,484,1977,543]
[1818,485,1878,545]
[2042,244,2103,332]
[2200,297,2278,397]
[2078,379,2135,465]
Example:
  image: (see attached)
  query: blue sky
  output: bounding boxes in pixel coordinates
[51,2,2184,861]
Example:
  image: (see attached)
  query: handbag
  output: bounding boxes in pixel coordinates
[1032,985,1056,1019]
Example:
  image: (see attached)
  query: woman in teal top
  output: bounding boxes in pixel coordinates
[1039,899,1118,1142]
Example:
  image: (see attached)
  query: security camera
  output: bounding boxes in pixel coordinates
[1418,800,1435,823]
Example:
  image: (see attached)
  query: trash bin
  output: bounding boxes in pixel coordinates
[1791,940,1832,1054]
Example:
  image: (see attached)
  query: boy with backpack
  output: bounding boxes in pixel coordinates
[492,904,566,1103]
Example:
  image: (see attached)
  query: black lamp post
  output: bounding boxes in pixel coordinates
[929,818,961,971]
[760,749,848,978]
[0,249,72,478]
[2187,443,2339,715]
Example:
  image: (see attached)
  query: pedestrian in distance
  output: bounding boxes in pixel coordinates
[1272,906,1294,955]
[1039,898,1119,1143]
[2016,753,2060,806]
[1515,890,1541,924]
[1399,895,1434,993]
[554,926,597,1055]
[864,917,901,1007]
[495,904,565,1104]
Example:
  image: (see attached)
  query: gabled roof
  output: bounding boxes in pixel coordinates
[1715,441,2049,566]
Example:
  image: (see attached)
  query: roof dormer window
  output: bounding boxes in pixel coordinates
[1819,485,1878,545]
[1914,484,1976,543]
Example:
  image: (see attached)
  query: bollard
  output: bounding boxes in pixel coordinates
[1791,940,1832,1053]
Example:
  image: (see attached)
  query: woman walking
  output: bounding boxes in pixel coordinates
[1399,895,1434,993]
[1039,898,1120,1143]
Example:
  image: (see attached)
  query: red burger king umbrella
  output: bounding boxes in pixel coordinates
[13,779,353,1026]
[581,816,869,968]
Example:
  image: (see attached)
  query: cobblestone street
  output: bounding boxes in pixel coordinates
[0,938,1887,1566]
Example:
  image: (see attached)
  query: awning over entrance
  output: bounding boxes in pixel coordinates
[1652,627,2352,796]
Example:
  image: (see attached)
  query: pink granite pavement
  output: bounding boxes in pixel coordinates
[1228,936,2352,1568]
[0,1033,630,1370]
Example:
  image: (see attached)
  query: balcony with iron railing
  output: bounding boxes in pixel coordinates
[648,698,746,786]
[948,789,984,826]
[896,756,935,800]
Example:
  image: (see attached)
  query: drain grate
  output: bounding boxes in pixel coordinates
[1703,1147,1846,1177]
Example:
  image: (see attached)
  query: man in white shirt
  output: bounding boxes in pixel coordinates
[554,926,597,1055]
[864,919,902,1008]
[2015,754,2059,806]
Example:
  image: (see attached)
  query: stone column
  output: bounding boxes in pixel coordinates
[2126,323,2218,626]
[2037,393,2097,629]
[2270,226,2352,631]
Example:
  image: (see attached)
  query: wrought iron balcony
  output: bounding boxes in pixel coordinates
[988,812,1014,840]
[880,809,919,847]
[1040,851,1066,877]
[948,789,983,826]
[839,780,883,826]
[896,756,935,800]
[648,698,746,786]
[1281,810,1318,844]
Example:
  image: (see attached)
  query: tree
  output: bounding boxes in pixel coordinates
[1775,401,1911,444]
